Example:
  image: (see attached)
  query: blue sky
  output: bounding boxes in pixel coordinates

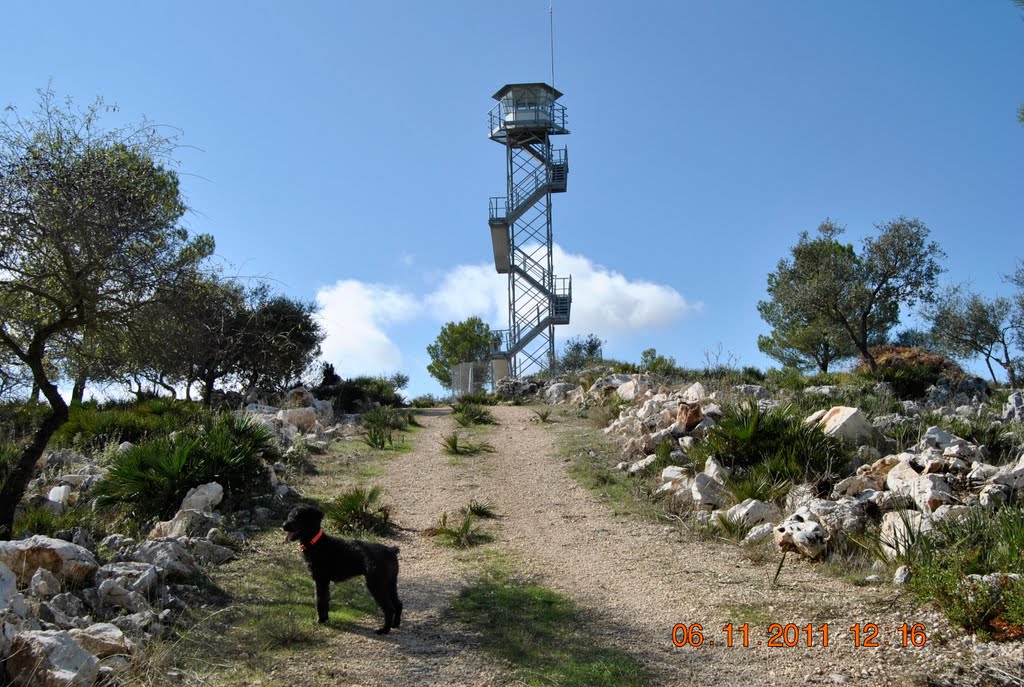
[5,1,1023,398]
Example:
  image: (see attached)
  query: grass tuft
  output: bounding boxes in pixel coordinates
[441,432,495,456]
[423,512,492,548]
[323,486,393,535]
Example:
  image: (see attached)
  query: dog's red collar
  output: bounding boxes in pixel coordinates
[300,529,324,551]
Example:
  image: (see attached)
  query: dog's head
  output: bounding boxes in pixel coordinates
[282,505,324,543]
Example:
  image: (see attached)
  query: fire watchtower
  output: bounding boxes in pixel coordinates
[486,83,571,381]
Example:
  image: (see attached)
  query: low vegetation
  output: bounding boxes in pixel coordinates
[441,432,495,456]
[897,507,1024,638]
[94,413,279,523]
[424,511,492,548]
[451,401,497,427]
[451,558,650,687]
[323,486,393,535]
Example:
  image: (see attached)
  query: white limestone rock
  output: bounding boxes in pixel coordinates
[544,382,576,404]
[70,622,135,658]
[879,510,931,561]
[149,509,222,540]
[187,538,236,566]
[908,474,955,513]
[727,499,781,526]
[98,579,150,613]
[179,482,224,513]
[48,485,71,507]
[742,522,776,545]
[625,454,657,477]
[277,407,317,432]
[979,483,1011,509]
[131,541,198,580]
[808,406,884,449]
[285,386,317,408]
[691,473,727,509]
[1003,391,1024,423]
[0,536,98,586]
[661,466,688,483]
[732,384,771,400]
[680,382,707,404]
[885,460,921,496]
[29,568,61,599]
[6,630,100,687]
[0,561,17,612]
[703,456,731,483]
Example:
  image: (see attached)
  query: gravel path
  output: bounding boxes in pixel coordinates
[254,406,1019,687]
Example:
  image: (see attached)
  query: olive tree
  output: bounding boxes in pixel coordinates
[0,89,212,537]
[927,287,1020,387]
[759,218,945,371]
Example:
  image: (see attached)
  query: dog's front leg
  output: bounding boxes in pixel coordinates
[315,577,330,623]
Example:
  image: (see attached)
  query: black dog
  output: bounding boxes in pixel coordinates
[282,505,403,634]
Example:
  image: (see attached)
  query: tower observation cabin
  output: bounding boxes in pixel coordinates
[486,83,571,382]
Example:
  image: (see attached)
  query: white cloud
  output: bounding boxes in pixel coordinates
[553,245,701,336]
[424,244,699,338]
[425,263,507,322]
[313,246,697,380]
[315,280,419,377]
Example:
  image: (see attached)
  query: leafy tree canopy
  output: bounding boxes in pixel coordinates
[0,87,212,537]
[426,317,492,389]
[759,218,945,371]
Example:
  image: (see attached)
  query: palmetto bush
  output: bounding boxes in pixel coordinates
[94,413,277,521]
[324,486,393,535]
[452,401,496,427]
[692,402,849,489]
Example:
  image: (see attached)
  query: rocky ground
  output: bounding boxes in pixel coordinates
[4,397,1023,686]
[183,406,1020,686]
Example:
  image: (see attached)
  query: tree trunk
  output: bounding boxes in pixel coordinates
[0,357,69,540]
[202,375,216,406]
[155,375,177,399]
[71,373,87,404]
[29,382,40,403]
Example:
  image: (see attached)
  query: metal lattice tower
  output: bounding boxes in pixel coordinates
[486,83,571,381]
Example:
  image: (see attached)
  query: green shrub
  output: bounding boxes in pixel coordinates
[452,402,496,427]
[331,376,405,414]
[0,400,49,443]
[901,507,1024,635]
[456,391,499,406]
[13,503,99,539]
[858,346,965,400]
[362,425,393,450]
[0,441,19,494]
[691,402,848,486]
[462,499,498,519]
[410,394,443,408]
[363,406,417,432]
[94,437,198,521]
[941,416,1024,466]
[93,413,276,522]
[324,486,393,535]
[51,400,210,451]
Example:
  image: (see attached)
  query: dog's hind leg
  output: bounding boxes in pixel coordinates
[315,578,331,624]
[390,579,402,628]
[366,578,396,635]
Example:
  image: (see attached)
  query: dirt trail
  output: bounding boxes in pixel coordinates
[246,406,994,687]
